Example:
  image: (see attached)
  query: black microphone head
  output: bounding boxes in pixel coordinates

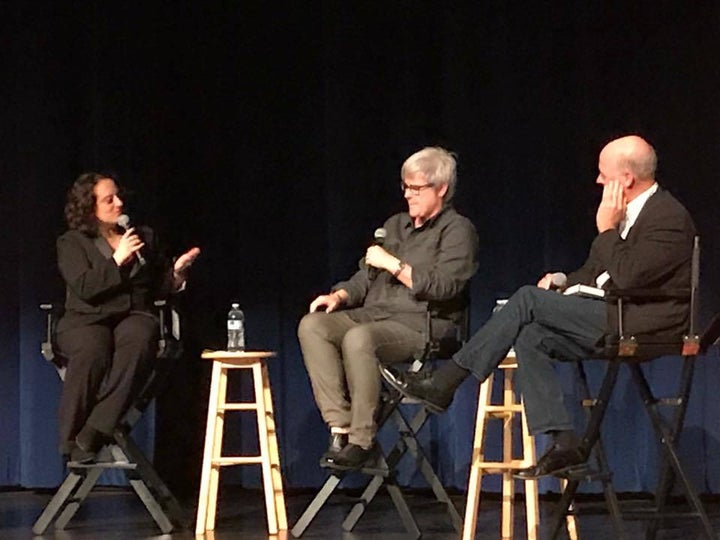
[117,214,130,229]
[374,227,387,245]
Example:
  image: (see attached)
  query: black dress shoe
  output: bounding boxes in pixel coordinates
[379,366,454,413]
[68,444,97,465]
[514,445,586,479]
[324,443,377,471]
[320,433,348,467]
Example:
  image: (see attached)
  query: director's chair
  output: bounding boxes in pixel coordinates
[32,300,189,535]
[550,237,717,540]
[291,309,468,539]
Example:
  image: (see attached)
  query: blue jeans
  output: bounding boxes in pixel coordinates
[454,285,606,434]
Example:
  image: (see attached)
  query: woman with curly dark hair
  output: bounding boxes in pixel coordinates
[56,172,200,462]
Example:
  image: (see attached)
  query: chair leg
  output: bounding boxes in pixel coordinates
[462,373,493,540]
[646,452,676,539]
[253,362,285,534]
[629,362,717,540]
[260,362,287,530]
[295,389,457,538]
[32,471,85,534]
[521,404,541,540]
[195,361,226,534]
[501,373,516,540]
[290,474,342,537]
[54,466,104,530]
[34,437,185,535]
[392,407,462,531]
[550,479,581,540]
[558,480,579,540]
[552,362,624,539]
[342,473,386,532]
[575,362,623,539]
[114,431,188,530]
[341,456,420,540]
[345,398,460,534]
[644,358,691,540]
[332,410,396,531]
[384,478,421,539]
[127,476,174,533]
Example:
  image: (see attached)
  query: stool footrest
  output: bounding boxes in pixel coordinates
[483,405,523,413]
[219,403,259,411]
[68,461,137,470]
[474,459,531,471]
[212,456,265,466]
[558,466,604,481]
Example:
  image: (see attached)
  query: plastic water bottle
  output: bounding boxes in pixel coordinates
[227,303,245,351]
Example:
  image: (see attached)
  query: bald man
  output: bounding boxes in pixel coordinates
[382,135,696,478]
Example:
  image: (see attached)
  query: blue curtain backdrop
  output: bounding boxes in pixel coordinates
[2,2,720,498]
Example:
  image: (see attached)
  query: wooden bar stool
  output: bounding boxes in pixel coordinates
[195,351,287,536]
[462,353,578,540]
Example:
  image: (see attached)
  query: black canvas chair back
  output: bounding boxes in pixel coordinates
[40,302,67,380]
[32,300,188,535]
[291,306,469,539]
[550,237,717,540]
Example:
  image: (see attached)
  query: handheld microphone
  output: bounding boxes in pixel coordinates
[368,227,387,280]
[550,272,567,290]
[374,227,387,246]
[117,214,146,266]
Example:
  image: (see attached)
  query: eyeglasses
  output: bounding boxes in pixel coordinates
[400,182,435,195]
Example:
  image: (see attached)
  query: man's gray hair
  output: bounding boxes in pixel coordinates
[401,146,458,202]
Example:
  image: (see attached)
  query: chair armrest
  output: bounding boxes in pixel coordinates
[605,288,691,301]
[39,302,67,380]
[154,299,183,360]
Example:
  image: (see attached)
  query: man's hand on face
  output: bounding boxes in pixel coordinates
[596,179,627,233]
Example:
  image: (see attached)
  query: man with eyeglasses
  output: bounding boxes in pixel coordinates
[298,146,479,470]
[382,135,697,479]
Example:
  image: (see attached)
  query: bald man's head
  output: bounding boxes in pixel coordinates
[601,135,657,181]
[596,135,658,201]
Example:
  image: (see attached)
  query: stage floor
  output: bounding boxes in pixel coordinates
[1,486,715,539]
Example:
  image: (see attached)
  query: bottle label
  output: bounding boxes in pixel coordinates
[228,320,242,330]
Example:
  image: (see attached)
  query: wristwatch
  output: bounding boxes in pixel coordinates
[393,260,406,277]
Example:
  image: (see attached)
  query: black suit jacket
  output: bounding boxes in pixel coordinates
[566,188,697,338]
[56,227,173,334]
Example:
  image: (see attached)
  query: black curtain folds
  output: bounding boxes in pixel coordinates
[2,2,720,494]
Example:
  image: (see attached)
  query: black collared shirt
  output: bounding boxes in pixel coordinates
[333,207,479,334]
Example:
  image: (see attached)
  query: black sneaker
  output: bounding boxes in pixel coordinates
[68,443,97,465]
[320,433,348,468]
[324,443,378,472]
[514,445,586,479]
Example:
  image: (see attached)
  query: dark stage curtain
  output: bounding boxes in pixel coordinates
[2,2,720,496]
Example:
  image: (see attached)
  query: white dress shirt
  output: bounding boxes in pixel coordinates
[595,183,659,288]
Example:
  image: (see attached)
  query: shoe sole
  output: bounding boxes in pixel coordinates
[513,462,588,480]
[379,369,448,414]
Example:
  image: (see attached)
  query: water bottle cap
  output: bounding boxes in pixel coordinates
[231,303,240,308]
